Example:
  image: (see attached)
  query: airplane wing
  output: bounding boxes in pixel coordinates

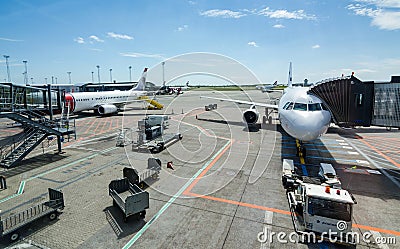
[201,96,278,109]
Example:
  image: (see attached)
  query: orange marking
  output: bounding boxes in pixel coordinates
[109,117,114,130]
[186,192,291,215]
[83,118,98,135]
[353,223,400,237]
[183,139,233,195]
[93,118,107,134]
[356,135,400,168]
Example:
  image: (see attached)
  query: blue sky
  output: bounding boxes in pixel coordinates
[0,0,399,86]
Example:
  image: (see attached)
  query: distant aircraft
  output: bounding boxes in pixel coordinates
[259,81,278,92]
[202,62,331,155]
[64,68,149,115]
[163,81,191,95]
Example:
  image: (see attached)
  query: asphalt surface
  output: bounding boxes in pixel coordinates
[0,90,399,249]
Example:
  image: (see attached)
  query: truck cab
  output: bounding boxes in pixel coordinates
[303,184,354,234]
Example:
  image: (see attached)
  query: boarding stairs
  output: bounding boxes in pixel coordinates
[0,128,47,168]
[139,96,164,110]
[0,110,74,168]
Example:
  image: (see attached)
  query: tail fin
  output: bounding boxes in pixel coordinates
[288,62,292,88]
[186,81,190,87]
[273,80,278,86]
[132,68,148,91]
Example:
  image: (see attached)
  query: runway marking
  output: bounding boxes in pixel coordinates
[356,159,370,165]
[342,136,400,189]
[185,192,291,215]
[343,146,353,149]
[339,143,349,146]
[122,140,232,249]
[347,151,359,155]
[355,135,400,169]
[260,211,273,249]
[0,147,117,204]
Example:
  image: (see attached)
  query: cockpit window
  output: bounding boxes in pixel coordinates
[283,102,290,110]
[293,103,307,111]
[285,102,294,110]
[320,103,329,111]
[308,103,322,111]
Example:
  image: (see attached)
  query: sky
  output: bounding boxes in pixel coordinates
[0,0,399,86]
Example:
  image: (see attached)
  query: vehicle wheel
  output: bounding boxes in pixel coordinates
[268,116,272,124]
[139,182,144,189]
[140,210,146,218]
[152,173,158,180]
[10,232,19,242]
[49,212,57,220]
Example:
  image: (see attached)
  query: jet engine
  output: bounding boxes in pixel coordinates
[243,106,259,125]
[98,104,118,115]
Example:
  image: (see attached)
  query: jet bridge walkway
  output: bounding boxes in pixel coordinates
[309,75,400,128]
[0,83,75,168]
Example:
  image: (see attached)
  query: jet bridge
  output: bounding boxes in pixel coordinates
[0,83,74,168]
[309,75,400,128]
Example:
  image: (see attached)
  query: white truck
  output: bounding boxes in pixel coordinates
[282,159,357,244]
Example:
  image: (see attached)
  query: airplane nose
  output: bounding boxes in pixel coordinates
[293,112,330,141]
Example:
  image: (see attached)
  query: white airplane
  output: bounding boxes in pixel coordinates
[64,68,148,115]
[257,81,278,93]
[202,63,331,153]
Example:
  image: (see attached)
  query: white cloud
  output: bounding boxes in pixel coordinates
[347,1,400,30]
[188,1,196,5]
[0,37,23,42]
[248,41,259,47]
[258,7,316,20]
[107,32,134,40]
[89,35,104,43]
[74,37,85,44]
[200,9,246,19]
[312,44,320,49]
[177,25,189,31]
[273,24,285,28]
[120,52,164,59]
[354,0,400,8]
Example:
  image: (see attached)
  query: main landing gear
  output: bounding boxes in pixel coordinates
[262,108,274,127]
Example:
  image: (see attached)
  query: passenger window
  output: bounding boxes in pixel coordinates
[286,102,294,110]
[293,103,307,111]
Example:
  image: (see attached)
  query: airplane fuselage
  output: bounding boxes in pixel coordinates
[65,90,146,113]
[278,87,331,141]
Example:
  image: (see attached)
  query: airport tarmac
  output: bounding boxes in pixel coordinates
[0,90,399,249]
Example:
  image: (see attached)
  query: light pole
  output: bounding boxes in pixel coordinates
[91,71,94,83]
[45,77,48,84]
[3,55,11,82]
[162,61,165,86]
[31,77,33,84]
[23,60,28,85]
[109,68,112,82]
[67,72,71,84]
[129,66,132,82]
[55,77,58,84]
[96,65,100,83]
